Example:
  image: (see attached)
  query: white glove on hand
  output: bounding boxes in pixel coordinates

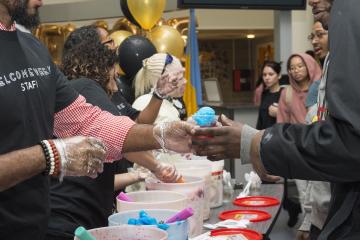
[152,162,182,183]
[53,136,106,179]
[154,69,185,98]
[153,121,194,153]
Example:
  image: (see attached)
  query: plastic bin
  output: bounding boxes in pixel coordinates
[108,209,188,240]
[146,176,205,238]
[174,161,212,220]
[117,190,188,213]
[73,225,167,240]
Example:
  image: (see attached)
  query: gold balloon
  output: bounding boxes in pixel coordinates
[109,30,133,48]
[148,25,185,59]
[112,17,139,35]
[93,20,109,31]
[127,0,166,30]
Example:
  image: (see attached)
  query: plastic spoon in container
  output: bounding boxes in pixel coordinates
[165,207,194,224]
[74,226,96,240]
[116,191,134,202]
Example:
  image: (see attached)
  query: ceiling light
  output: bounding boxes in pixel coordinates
[246,34,255,39]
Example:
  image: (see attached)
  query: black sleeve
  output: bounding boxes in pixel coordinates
[111,92,140,120]
[260,117,360,183]
[53,65,79,113]
[256,111,262,130]
[69,78,119,116]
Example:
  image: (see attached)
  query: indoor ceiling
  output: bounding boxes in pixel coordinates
[198,29,273,40]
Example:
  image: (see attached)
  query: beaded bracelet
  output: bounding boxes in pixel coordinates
[40,140,60,176]
[39,141,51,176]
[48,140,61,176]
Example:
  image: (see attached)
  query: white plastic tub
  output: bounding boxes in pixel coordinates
[109,209,189,240]
[146,176,205,238]
[73,225,168,240]
[117,190,188,213]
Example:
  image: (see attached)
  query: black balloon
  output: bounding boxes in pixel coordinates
[118,35,157,79]
[120,0,141,28]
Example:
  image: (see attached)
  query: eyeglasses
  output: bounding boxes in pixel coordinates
[307,31,328,41]
[289,64,306,73]
[161,54,173,74]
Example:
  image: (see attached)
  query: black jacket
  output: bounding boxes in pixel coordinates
[260,1,360,239]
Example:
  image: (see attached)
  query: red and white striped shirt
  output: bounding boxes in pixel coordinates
[54,95,135,162]
[0,22,16,31]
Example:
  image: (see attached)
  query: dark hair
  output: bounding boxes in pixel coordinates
[61,25,116,95]
[261,61,282,75]
[305,50,316,59]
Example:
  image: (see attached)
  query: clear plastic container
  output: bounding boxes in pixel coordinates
[117,190,188,213]
[73,225,167,240]
[108,209,189,240]
[146,176,205,238]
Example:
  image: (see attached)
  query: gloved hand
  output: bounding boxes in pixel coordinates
[128,167,151,181]
[152,162,182,183]
[153,121,195,153]
[154,68,185,98]
[53,136,106,179]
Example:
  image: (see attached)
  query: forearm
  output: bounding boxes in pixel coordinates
[260,118,360,182]
[123,151,158,172]
[114,172,141,191]
[0,145,46,191]
[54,96,135,162]
[135,96,162,124]
[122,124,160,153]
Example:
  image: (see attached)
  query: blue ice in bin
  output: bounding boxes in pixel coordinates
[108,209,189,240]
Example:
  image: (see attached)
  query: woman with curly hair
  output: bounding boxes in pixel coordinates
[46,25,183,240]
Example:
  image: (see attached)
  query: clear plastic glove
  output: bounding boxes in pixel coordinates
[152,162,182,183]
[128,167,151,181]
[153,121,195,153]
[53,136,106,179]
[154,69,185,98]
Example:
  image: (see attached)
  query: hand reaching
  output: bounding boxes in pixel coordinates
[53,136,106,179]
[153,121,194,153]
[191,114,243,160]
[152,162,182,183]
[154,68,185,98]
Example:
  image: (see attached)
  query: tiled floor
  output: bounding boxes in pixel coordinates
[268,207,303,240]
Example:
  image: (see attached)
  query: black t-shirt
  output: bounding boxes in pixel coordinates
[0,30,78,239]
[111,80,139,121]
[48,78,132,238]
[115,76,136,105]
[256,89,282,130]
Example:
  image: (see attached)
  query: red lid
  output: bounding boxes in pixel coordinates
[233,196,280,207]
[210,228,263,240]
[219,209,271,222]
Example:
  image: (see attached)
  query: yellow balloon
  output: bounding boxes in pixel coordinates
[127,0,166,30]
[109,30,133,47]
[148,25,185,59]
